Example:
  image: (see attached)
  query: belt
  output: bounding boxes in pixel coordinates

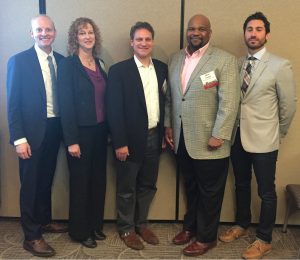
[148,127,158,135]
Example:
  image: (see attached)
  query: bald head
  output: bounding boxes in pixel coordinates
[31,15,55,31]
[186,14,212,54]
[30,15,56,54]
[188,14,211,30]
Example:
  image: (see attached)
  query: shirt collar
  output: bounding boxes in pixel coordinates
[134,55,153,68]
[34,43,54,59]
[185,42,210,58]
[248,47,266,61]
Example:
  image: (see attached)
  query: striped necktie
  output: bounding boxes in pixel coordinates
[241,56,256,96]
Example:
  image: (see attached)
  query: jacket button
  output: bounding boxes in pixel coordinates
[182,98,185,101]
[179,115,181,118]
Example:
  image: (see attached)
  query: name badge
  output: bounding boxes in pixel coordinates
[200,71,219,89]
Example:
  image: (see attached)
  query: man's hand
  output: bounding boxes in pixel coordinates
[16,142,32,159]
[165,127,174,150]
[207,136,224,150]
[68,144,81,158]
[115,146,129,161]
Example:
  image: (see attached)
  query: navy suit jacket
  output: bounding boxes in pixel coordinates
[57,55,108,146]
[7,46,64,150]
[107,57,168,162]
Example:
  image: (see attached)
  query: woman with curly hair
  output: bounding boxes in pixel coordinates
[57,17,107,248]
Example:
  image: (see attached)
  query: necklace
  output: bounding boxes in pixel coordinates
[86,58,94,66]
[80,56,94,67]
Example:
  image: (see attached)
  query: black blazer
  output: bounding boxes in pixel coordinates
[57,55,107,146]
[106,57,168,162]
[7,46,64,149]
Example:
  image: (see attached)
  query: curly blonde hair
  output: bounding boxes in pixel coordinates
[67,17,101,57]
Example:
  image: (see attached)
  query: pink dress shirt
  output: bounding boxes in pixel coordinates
[181,43,209,93]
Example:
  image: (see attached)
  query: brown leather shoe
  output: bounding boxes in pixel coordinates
[120,231,144,250]
[242,240,272,259]
[172,230,195,245]
[137,227,159,245]
[42,223,68,233]
[23,238,56,257]
[219,226,248,242]
[183,240,217,256]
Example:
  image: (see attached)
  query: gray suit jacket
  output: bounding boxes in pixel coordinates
[237,51,296,153]
[165,45,240,159]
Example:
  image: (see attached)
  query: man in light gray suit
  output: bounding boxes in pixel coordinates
[164,14,240,257]
[219,12,296,260]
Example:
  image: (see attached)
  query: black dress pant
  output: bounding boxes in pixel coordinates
[67,122,107,241]
[19,118,62,240]
[116,129,159,234]
[177,132,229,243]
[231,128,278,243]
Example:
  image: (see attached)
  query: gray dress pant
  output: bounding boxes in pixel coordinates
[116,129,159,234]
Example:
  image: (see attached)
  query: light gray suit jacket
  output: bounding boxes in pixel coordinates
[165,45,240,159]
[236,51,296,153]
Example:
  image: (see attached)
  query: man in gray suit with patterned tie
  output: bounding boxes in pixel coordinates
[164,14,240,257]
[219,12,296,260]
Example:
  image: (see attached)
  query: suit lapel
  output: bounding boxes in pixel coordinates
[239,56,247,100]
[185,46,213,95]
[74,55,92,81]
[128,58,147,112]
[53,52,62,64]
[153,60,165,114]
[244,52,269,98]
[29,47,46,103]
[153,60,162,87]
[174,50,186,96]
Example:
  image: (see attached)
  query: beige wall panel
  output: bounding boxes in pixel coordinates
[47,0,181,65]
[180,0,300,224]
[0,0,39,216]
[149,152,177,219]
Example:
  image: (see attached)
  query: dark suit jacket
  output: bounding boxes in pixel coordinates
[57,55,108,146]
[107,57,168,162]
[7,46,64,150]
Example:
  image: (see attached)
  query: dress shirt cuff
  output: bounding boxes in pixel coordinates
[14,138,28,146]
[212,136,225,143]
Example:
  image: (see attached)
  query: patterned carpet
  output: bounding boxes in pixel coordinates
[0,219,299,259]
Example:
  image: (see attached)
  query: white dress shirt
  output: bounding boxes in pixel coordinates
[134,55,159,129]
[34,44,58,118]
[244,47,266,72]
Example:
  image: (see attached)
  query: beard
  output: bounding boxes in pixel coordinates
[187,37,207,52]
[245,37,267,51]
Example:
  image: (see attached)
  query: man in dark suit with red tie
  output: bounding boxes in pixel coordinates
[7,15,67,257]
[107,22,167,250]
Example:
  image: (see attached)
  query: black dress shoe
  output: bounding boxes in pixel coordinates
[23,238,56,257]
[94,230,106,240]
[81,237,97,248]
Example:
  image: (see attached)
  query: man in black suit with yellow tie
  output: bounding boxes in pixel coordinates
[7,15,67,257]
[107,22,167,250]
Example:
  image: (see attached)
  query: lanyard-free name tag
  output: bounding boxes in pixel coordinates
[200,71,219,89]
